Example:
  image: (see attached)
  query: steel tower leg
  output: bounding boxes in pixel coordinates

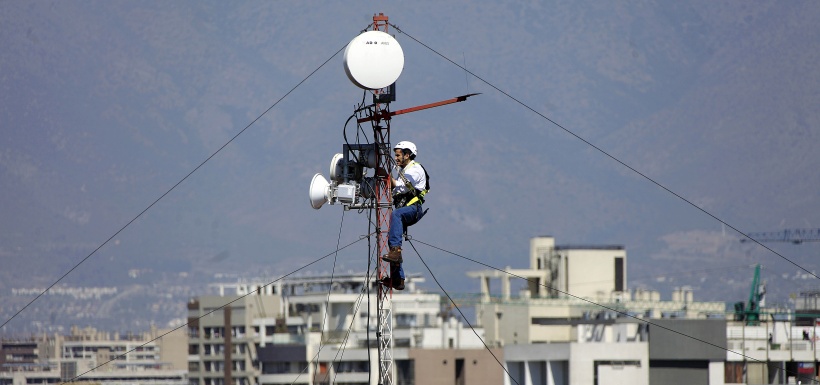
[370,14,395,385]
[374,123,393,385]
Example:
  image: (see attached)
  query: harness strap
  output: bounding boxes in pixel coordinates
[405,190,427,206]
[395,161,430,207]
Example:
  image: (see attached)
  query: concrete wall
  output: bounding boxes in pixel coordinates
[648,319,726,385]
[505,344,570,385]
[156,327,189,371]
[649,319,727,360]
[530,237,556,270]
[409,348,504,385]
[709,361,725,385]
[481,303,532,346]
[564,248,625,300]
[528,304,578,343]
[649,360,708,385]
[569,342,648,385]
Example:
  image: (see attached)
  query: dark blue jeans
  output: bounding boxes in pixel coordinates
[388,204,424,279]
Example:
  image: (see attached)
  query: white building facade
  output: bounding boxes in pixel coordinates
[188,273,490,385]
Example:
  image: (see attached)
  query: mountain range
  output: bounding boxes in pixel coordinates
[2,1,819,334]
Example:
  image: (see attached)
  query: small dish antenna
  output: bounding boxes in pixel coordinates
[329,153,345,182]
[309,174,331,209]
[344,30,404,90]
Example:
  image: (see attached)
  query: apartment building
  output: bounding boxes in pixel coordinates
[0,326,187,385]
[466,236,729,384]
[187,273,497,385]
[499,317,727,385]
[468,237,725,345]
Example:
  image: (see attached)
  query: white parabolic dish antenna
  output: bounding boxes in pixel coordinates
[309,174,330,210]
[344,30,404,90]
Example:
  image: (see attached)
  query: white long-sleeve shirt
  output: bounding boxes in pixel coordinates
[393,161,426,195]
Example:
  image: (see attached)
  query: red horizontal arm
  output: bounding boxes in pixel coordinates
[357,93,479,124]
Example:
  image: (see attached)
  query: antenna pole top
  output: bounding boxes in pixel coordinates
[373,13,389,32]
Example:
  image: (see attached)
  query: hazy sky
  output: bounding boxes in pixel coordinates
[2,1,820,331]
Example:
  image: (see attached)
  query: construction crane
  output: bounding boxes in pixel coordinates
[740,228,820,244]
[734,264,766,325]
[734,228,820,325]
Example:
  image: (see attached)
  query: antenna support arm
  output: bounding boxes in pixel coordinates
[357,93,479,124]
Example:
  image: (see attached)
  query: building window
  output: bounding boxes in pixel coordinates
[395,314,417,328]
[455,358,465,385]
[396,359,414,385]
[334,361,369,373]
[263,361,309,374]
[614,257,624,292]
[205,327,225,339]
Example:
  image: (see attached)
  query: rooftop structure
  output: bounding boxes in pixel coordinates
[467,236,725,347]
[188,272,494,385]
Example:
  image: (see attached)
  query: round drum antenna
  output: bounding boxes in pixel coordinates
[343,30,404,90]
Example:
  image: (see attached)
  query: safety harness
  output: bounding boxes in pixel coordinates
[393,161,430,208]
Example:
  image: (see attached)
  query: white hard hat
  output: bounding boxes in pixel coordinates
[394,141,417,156]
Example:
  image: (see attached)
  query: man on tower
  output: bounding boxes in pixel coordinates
[380,141,429,290]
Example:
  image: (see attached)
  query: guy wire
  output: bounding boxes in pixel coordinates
[64,237,367,385]
[406,240,521,385]
[388,22,820,282]
[1,35,352,330]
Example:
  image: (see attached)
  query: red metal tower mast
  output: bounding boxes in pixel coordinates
[369,13,396,385]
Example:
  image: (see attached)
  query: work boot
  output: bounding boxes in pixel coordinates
[380,277,405,291]
[392,277,405,291]
[381,246,403,263]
